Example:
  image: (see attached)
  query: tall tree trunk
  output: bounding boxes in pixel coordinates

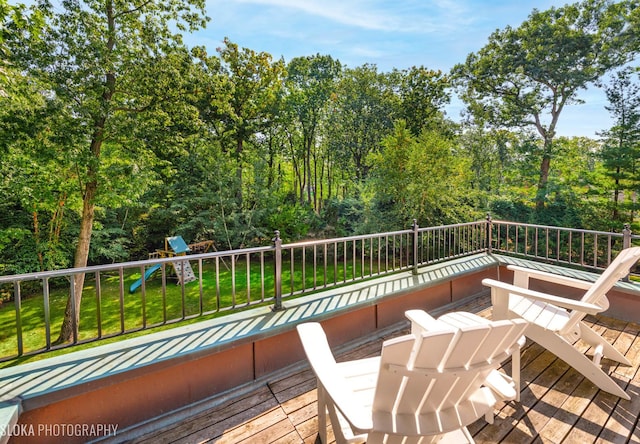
[286,131,303,202]
[312,150,318,212]
[267,137,275,188]
[319,153,326,212]
[613,166,621,221]
[50,193,66,242]
[236,137,244,206]
[56,132,103,343]
[56,113,112,344]
[32,209,43,271]
[326,152,332,201]
[57,0,116,343]
[535,137,553,211]
[305,146,311,204]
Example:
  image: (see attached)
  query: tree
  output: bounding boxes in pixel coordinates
[453,0,639,211]
[368,121,478,229]
[1,4,74,274]
[215,38,286,207]
[0,1,46,98]
[599,68,640,222]
[8,0,208,343]
[285,54,341,210]
[542,136,602,227]
[458,128,521,198]
[325,64,398,186]
[0,95,80,273]
[393,66,451,137]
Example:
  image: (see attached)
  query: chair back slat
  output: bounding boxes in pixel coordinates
[437,325,491,368]
[373,330,454,415]
[581,247,640,305]
[564,247,640,331]
[410,324,492,415]
[371,334,421,417]
[372,319,527,436]
[468,321,518,364]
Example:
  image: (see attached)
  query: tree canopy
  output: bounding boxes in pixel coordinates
[5,0,209,342]
[453,0,640,210]
[1,0,639,341]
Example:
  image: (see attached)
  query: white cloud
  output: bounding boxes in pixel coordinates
[349,45,385,59]
[231,0,473,34]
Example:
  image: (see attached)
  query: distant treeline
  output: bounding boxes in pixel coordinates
[1,0,639,277]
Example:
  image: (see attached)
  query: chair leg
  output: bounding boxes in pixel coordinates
[320,386,364,444]
[317,382,328,444]
[512,336,524,402]
[484,409,494,424]
[577,321,632,366]
[527,326,630,400]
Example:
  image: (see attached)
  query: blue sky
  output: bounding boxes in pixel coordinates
[190,0,613,138]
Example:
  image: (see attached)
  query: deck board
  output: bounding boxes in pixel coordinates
[113,296,640,444]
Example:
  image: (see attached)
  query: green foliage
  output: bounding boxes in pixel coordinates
[0,1,47,97]
[453,0,640,210]
[368,120,482,230]
[458,128,521,195]
[598,67,640,223]
[1,0,639,289]
[393,66,451,136]
[489,199,533,223]
[321,198,364,237]
[266,203,320,242]
[488,135,618,231]
[325,64,398,183]
[0,227,39,275]
[89,226,131,265]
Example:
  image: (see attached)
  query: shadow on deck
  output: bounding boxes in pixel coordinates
[110,294,640,444]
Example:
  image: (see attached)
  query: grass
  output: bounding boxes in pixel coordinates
[0,251,387,366]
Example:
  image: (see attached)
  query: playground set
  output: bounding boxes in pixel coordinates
[129,236,214,293]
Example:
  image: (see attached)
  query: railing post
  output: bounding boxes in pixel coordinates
[623,223,631,250]
[623,223,632,282]
[272,230,284,311]
[486,213,493,254]
[70,277,78,344]
[14,282,23,356]
[412,219,419,275]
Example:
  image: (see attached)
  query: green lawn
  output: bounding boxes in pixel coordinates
[0,252,381,365]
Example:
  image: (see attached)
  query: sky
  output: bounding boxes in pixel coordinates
[187,0,618,139]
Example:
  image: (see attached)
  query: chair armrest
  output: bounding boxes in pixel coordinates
[296,323,373,432]
[405,309,454,335]
[482,278,603,315]
[507,265,594,290]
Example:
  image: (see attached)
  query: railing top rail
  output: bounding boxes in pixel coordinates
[282,229,414,249]
[0,245,273,284]
[417,221,486,232]
[281,220,492,249]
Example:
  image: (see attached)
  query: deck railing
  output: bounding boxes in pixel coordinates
[0,217,636,361]
[489,219,640,271]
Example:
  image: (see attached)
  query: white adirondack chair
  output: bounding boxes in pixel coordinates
[296,312,528,444]
[405,310,526,404]
[482,246,640,401]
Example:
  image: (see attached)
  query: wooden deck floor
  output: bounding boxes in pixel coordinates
[120,296,640,444]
